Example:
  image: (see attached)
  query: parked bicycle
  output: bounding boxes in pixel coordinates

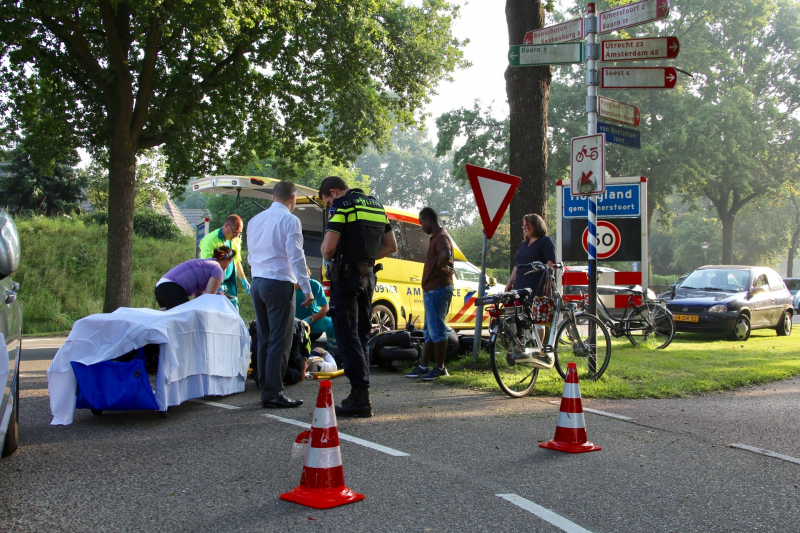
[583,287,675,349]
[476,262,611,398]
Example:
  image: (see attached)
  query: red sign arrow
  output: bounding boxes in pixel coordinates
[580,171,594,186]
[657,0,669,17]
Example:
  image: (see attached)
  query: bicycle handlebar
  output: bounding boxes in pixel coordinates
[516,261,563,275]
[475,288,532,307]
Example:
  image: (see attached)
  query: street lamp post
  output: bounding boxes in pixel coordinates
[701,242,710,265]
[438,211,452,225]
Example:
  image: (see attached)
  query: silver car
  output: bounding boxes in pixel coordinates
[1,210,22,458]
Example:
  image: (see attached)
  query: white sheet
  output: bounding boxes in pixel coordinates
[48,295,250,425]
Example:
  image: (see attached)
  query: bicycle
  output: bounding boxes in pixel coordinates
[476,262,611,398]
[583,287,675,349]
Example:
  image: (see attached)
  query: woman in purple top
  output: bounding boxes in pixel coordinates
[505,214,556,297]
[155,246,236,310]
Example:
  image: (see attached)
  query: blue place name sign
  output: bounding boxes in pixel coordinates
[597,121,641,149]
[563,183,641,218]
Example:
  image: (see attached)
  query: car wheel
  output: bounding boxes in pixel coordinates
[728,314,751,341]
[776,310,792,337]
[370,305,396,333]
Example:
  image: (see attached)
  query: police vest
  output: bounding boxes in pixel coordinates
[326,189,390,265]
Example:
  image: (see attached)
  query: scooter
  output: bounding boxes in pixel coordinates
[367,309,458,370]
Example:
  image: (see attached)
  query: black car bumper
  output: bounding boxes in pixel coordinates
[671,313,737,333]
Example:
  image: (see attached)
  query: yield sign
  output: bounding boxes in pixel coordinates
[465,164,521,239]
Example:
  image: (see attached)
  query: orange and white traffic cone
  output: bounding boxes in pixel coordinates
[540,362,601,454]
[280,380,365,509]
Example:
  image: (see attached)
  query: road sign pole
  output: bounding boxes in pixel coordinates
[472,232,489,362]
[586,3,598,371]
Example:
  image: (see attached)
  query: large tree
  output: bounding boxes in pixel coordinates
[0,0,466,311]
[505,0,552,267]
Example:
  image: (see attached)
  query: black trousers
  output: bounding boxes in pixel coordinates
[250,278,295,401]
[330,274,374,390]
[155,282,189,310]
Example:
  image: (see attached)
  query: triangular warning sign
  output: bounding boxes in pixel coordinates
[465,164,521,239]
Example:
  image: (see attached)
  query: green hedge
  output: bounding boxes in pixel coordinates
[83,209,180,240]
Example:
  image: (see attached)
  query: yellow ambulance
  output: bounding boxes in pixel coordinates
[189,176,499,331]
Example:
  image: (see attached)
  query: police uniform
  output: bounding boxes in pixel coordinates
[325,189,391,392]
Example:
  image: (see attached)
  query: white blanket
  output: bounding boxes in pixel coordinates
[48,295,250,425]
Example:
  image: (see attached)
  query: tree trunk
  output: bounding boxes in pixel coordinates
[505,0,551,268]
[788,210,800,277]
[720,212,735,264]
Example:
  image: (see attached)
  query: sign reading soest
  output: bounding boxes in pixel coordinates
[601,67,677,89]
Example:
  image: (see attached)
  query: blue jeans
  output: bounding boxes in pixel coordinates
[423,285,454,343]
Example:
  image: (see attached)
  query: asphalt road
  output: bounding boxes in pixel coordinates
[2,336,800,533]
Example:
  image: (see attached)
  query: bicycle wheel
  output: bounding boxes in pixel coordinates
[554,313,611,381]
[624,302,675,349]
[490,327,539,398]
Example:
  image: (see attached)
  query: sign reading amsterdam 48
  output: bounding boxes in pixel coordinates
[601,36,680,61]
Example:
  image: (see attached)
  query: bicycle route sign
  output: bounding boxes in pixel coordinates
[601,67,678,89]
[598,0,670,34]
[570,133,605,196]
[598,121,641,149]
[508,43,583,66]
[524,18,584,45]
[601,36,680,61]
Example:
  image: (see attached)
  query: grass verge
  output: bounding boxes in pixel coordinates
[440,330,800,399]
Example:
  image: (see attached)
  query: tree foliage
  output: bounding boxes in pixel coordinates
[0,147,85,215]
[0,0,467,311]
[357,125,470,226]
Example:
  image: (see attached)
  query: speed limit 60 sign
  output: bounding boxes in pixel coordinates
[582,221,621,259]
[570,133,605,196]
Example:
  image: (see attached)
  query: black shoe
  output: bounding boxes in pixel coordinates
[262,393,303,408]
[335,389,372,418]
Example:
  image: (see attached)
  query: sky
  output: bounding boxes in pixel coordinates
[421,0,512,142]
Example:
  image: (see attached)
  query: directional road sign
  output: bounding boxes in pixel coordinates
[524,19,584,45]
[598,96,640,127]
[601,36,680,61]
[465,164,521,240]
[571,134,605,196]
[597,121,641,149]
[598,0,669,34]
[508,43,583,67]
[601,67,678,89]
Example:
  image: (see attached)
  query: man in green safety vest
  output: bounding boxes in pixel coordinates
[198,214,250,311]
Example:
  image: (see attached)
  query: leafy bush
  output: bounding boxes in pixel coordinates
[133,210,180,240]
[80,209,180,240]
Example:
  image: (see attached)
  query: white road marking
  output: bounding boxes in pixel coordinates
[188,399,241,410]
[730,443,800,466]
[584,408,632,421]
[548,400,632,421]
[496,494,594,533]
[263,413,409,457]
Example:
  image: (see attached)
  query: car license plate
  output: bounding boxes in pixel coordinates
[673,314,699,322]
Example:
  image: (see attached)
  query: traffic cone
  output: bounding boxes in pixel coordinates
[280,380,365,508]
[540,362,601,453]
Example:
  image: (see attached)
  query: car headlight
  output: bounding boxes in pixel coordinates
[708,304,728,313]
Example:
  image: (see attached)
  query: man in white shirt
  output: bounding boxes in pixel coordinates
[247,180,314,408]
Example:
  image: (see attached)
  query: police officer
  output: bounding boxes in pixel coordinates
[319,176,397,417]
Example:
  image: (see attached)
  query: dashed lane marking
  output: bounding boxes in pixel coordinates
[548,400,632,421]
[263,413,409,457]
[188,399,241,410]
[496,494,594,533]
[730,443,800,466]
